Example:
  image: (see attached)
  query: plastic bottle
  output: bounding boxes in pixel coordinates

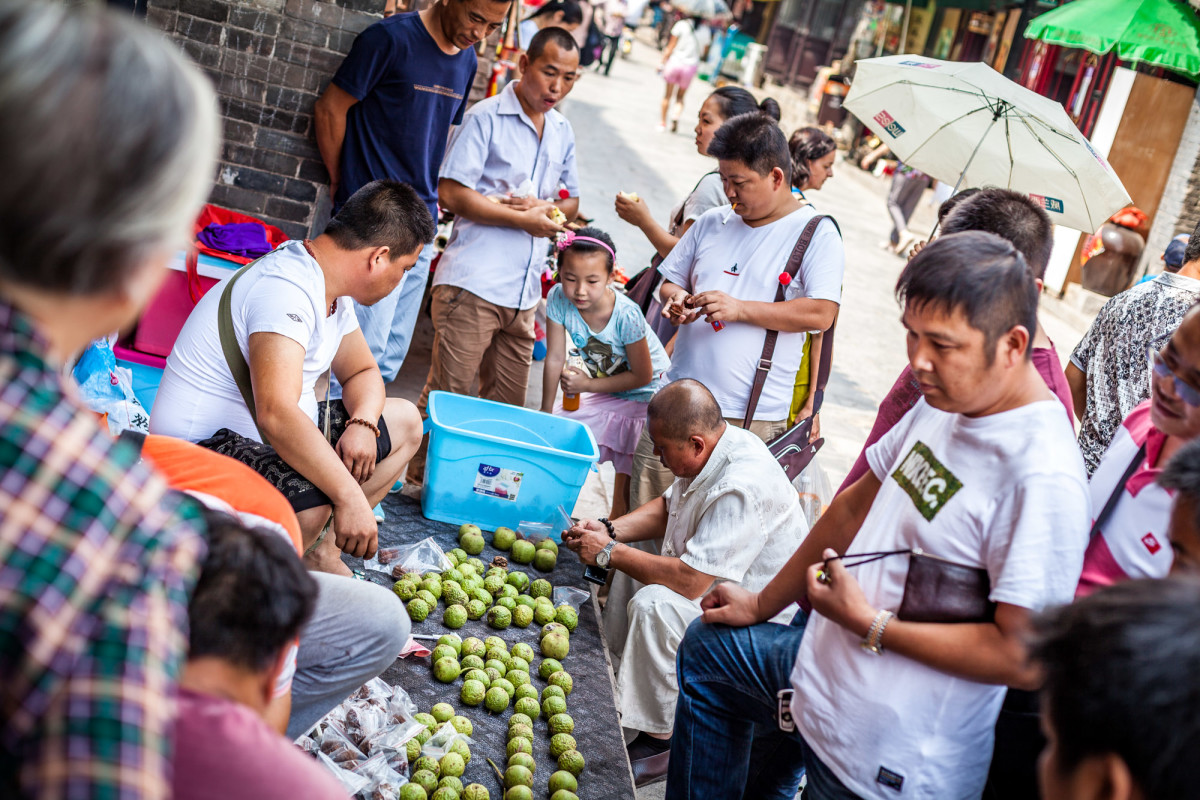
[562,348,586,411]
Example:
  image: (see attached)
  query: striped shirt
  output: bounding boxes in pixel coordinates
[0,300,206,799]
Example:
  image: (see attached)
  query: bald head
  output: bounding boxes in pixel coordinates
[647,380,724,443]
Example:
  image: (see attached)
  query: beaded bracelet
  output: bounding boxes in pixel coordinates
[347,417,381,438]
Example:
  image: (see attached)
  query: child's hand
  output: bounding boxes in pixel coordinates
[560,367,590,394]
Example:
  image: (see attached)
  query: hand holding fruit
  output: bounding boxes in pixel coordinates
[561,523,610,566]
[662,288,696,326]
[614,191,652,229]
[686,289,743,326]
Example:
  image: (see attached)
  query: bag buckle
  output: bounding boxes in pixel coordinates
[757,358,773,372]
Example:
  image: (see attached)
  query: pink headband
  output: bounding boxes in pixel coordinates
[556,231,616,266]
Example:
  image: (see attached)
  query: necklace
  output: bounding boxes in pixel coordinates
[302,238,337,317]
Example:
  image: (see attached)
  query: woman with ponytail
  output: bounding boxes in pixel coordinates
[518,0,584,50]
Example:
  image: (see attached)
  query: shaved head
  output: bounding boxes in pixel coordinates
[647,379,724,442]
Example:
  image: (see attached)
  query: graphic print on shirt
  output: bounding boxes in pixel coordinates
[287,313,302,323]
[891,441,962,521]
[723,262,741,276]
[575,335,629,379]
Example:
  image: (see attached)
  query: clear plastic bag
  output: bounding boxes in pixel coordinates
[385,684,419,726]
[352,752,408,800]
[364,718,425,775]
[350,677,393,708]
[344,702,389,750]
[792,452,834,530]
[519,505,573,545]
[364,536,452,577]
[318,720,367,768]
[553,585,591,611]
[421,721,474,759]
[316,751,372,796]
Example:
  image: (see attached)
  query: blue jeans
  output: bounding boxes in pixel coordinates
[666,613,861,800]
[348,240,436,384]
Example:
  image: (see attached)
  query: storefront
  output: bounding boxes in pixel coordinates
[759,0,866,87]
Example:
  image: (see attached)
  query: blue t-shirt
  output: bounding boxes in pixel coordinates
[547,285,671,402]
[331,12,477,217]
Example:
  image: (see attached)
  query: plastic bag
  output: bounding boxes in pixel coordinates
[72,338,150,435]
[364,718,425,775]
[344,702,389,749]
[318,721,367,768]
[386,684,419,726]
[553,585,591,611]
[792,452,834,530]
[352,752,408,800]
[316,752,372,796]
[350,677,393,708]
[520,504,573,544]
[421,722,474,759]
[364,536,452,577]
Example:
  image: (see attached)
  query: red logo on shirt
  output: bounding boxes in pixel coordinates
[1142,533,1162,554]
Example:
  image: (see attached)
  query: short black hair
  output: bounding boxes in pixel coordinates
[324,180,435,259]
[527,25,579,63]
[646,379,723,442]
[1031,577,1200,799]
[940,188,1053,280]
[558,225,616,274]
[188,510,316,673]
[896,231,1037,362]
[707,87,781,122]
[788,126,836,190]
[935,187,980,224]
[707,113,791,183]
[1159,437,1200,536]
[1184,219,1200,266]
[526,0,583,24]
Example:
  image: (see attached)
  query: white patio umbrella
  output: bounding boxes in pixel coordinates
[843,54,1130,232]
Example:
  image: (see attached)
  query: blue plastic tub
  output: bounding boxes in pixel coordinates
[421,391,598,531]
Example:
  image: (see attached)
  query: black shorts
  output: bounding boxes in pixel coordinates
[197,399,392,513]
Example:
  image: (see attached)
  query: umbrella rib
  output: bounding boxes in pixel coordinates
[901,104,996,162]
[1014,115,1100,229]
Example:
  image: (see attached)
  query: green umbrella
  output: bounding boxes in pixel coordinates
[1024,0,1200,78]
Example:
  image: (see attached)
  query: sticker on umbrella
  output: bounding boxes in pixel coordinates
[1029,194,1065,215]
[873,110,906,139]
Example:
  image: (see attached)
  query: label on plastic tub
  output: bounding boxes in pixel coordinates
[474,464,523,501]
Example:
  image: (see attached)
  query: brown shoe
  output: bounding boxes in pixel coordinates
[631,748,670,787]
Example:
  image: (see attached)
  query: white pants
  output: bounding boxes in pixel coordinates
[601,538,661,659]
[615,583,702,735]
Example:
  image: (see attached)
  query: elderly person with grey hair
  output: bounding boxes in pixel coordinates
[0,3,219,797]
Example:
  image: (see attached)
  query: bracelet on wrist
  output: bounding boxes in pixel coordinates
[861,610,895,656]
[347,417,381,438]
[598,517,616,539]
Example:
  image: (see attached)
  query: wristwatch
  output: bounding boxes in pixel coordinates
[596,540,617,568]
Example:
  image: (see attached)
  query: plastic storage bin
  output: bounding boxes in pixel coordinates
[113,343,166,413]
[422,391,598,531]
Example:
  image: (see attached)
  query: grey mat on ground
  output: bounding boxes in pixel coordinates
[348,493,636,800]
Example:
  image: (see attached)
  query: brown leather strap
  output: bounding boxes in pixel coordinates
[742,214,839,428]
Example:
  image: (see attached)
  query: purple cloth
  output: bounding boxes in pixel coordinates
[197,222,272,258]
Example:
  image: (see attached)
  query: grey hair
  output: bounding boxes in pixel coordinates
[0,1,219,295]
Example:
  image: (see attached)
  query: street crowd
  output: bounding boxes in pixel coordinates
[0,1,1198,800]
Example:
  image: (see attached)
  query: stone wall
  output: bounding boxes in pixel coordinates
[144,0,498,238]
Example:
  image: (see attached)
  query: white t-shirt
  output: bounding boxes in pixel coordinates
[667,20,710,67]
[790,398,1090,799]
[658,204,843,421]
[150,240,360,443]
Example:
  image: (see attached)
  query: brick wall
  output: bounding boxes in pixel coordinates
[144,0,498,239]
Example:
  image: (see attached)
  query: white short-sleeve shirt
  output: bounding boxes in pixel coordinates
[658,204,844,421]
[435,81,580,311]
[150,240,360,443]
[789,397,1090,799]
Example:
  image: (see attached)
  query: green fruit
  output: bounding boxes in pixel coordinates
[486,566,508,579]
[460,560,478,576]
[463,784,490,800]
[514,683,538,702]
[415,728,432,745]
[507,640,532,660]
[508,722,534,741]
[497,583,519,599]
[514,696,540,718]
[445,551,461,567]
[511,604,533,628]
[431,702,455,723]
[496,596,517,612]
[534,604,556,625]
[413,770,439,794]
[438,777,464,795]
[542,685,565,703]
[485,667,503,683]
[400,783,428,800]
[452,715,473,736]
[507,570,529,590]
[536,537,559,554]
[509,712,533,728]
[539,658,564,679]
[450,739,472,763]
[466,557,485,572]
[461,637,486,658]
[506,737,532,759]
[443,583,470,607]
[557,750,585,776]
[407,598,431,622]
[541,632,570,660]
[510,539,536,564]
[443,604,468,629]
[462,532,485,555]
[493,526,518,550]
[542,622,568,639]
[550,792,579,800]
[486,647,509,665]
[484,635,507,652]
[433,657,461,683]
[432,644,458,663]
[533,549,557,572]
[509,655,530,673]
[437,633,463,655]
[458,523,481,540]
[515,595,537,610]
[548,670,573,695]
[508,752,536,773]
[492,677,515,697]
[407,738,423,763]
[483,574,506,595]
[485,686,510,713]
[416,589,438,608]
[530,579,553,599]
[471,588,494,607]
[415,756,441,777]
[504,788,533,800]
[461,654,485,670]
[555,606,578,632]
[461,679,486,705]
[487,606,512,629]
[420,577,443,600]
[548,770,578,794]
[507,670,531,689]
[440,752,466,778]
[466,599,487,620]
[542,694,567,718]
[549,733,577,759]
[444,565,465,582]
[548,713,575,735]
[414,712,437,730]
[535,595,554,607]
[463,669,490,688]
[393,580,418,601]
[504,764,534,789]
[451,547,469,562]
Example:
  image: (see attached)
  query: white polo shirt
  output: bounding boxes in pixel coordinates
[658,204,844,421]
[435,81,580,311]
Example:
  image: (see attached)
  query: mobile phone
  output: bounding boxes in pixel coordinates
[582,564,610,586]
[776,688,795,732]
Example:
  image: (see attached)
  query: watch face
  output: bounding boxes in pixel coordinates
[596,544,612,568]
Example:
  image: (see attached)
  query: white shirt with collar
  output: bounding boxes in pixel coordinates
[661,424,807,607]
[434,81,580,311]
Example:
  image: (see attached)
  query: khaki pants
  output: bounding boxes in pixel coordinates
[418,285,536,413]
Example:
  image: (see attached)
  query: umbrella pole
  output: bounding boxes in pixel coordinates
[930,103,1007,241]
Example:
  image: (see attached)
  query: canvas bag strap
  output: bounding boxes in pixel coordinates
[742,215,837,428]
[672,170,719,231]
[218,257,270,445]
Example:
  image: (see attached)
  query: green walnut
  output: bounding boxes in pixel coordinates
[508,655,530,672]
[461,637,486,658]
[483,574,506,595]
[443,583,470,607]
[548,671,573,695]
[440,752,466,778]
[486,566,508,579]
[496,596,518,613]
[507,670,531,689]
[452,715,473,736]
[506,570,529,591]
[514,696,540,718]
[503,788,533,800]
[535,595,555,608]
[485,686,510,713]
[549,791,579,800]
[541,622,568,639]
[555,606,578,633]
[461,654,485,670]
[539,658,563,679]
[415,728,432,745]
[487,606,512,629]
[549,733,577,759]
[438,779,463,798]
[509,712,533,728]
[407,598,431,622]
[463,784,490,800]
[400,782,428,800]
[533,604,556,625]
[508,641,532,661]
[515,595,537,610]
[414,756,441,777]
[433,657,461,683]
[393,579,418,601]
[437,633,463,655]
[466,557,485,573]
[466,599,487,620]
[451,547,469,562]
[412,770,439,794]
[458,523,482,540]
[406,737,423,764]
[514,683,538,702]
[506,737,532,759]
[484,635,507,651]
[463,669,490,688]
[461,532,485,556]
[497,583,519,600]
[486,648,509,666]
[504,765,534,790]
[471,587,494,606]
[529,579,553,599]
[431,702,455,723]
[537,537,559,554]
[541,685,565,703]
[533,548,557,572]
[542,694,567,718]
[431,644,458,663]
[511,606,533,630]
[414,712,437,730]
[492,678,515,698]
[548,770,578,794]
[443,604,468,629]
[416,589,438,608]
[461,679,486,706]
[510,540,536,564]
[508,752,536,773]
[450,738,472,764]
[508,722,534,742]
[484,667,503,684]
[548,713,575,735]
[493,526,518,550]
[420,577,443,600]
[557,750,585,776]
[443,565,465,582]
[541,632,570,660]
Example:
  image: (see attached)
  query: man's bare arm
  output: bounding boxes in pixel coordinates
[313,84,358,195]
[1065,361,1087,422]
